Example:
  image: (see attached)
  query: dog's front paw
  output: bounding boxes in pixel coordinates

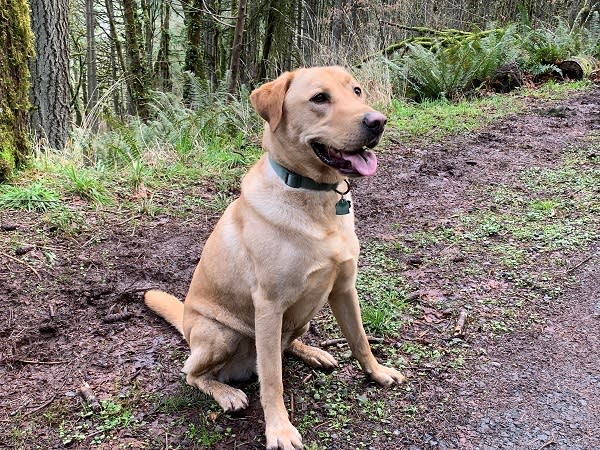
[368,364,406,386]
[265,419,303,450]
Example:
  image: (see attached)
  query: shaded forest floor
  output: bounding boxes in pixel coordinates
[1,87,599,450]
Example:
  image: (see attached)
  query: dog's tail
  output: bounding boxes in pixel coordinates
[144,289,185,336]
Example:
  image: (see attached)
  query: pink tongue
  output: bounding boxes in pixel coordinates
[340,150,378,176]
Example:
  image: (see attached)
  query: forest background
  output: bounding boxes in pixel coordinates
[1,0,598,186]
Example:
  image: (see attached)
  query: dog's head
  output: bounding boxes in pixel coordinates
[250,66,386,184]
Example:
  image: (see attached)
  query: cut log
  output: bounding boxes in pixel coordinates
[558,56,598,80]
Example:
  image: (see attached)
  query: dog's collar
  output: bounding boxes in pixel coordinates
[268,155,353,215]
[268,155,339,191]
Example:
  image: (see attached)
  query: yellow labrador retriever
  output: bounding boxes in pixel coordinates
[145,66,404,449]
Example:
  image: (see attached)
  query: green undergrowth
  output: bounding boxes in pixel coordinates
[357,241,413,337]
[0,80,590,240]
[385,79,590,143]
[387,94,519,141]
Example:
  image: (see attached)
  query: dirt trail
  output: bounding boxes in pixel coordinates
[443,254,600,450]
[1,88,599,449]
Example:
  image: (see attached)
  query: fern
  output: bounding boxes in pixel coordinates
[518,6,600,76]
[392,26,518,100]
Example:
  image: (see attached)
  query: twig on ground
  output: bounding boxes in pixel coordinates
[116,215,141,226]
[0,252,42,280]
[536,439,556,450]
[22,394,58,417]
[302,373,314,383]
[13,359,68,365]
[566,253,595,274]
[454,309,468,336]
[320,336,384,348]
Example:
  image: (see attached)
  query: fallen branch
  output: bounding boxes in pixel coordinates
[453,309,468,336]
[79,381,101,411]
[0,252,42,280]
[102,311,133,323]
[320,336,384,348]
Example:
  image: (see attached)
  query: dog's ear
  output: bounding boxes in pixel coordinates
[250,71,294,132]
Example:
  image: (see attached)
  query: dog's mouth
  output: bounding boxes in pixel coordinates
[311,142,378,177]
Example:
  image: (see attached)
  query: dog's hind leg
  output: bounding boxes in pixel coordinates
[183,317,250,412]
[187,374,249,412]
[286,339,338,369]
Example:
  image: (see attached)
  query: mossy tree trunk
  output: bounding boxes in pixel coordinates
[29,0,71,149]
[0,0,35,181]
[122,0,150,119]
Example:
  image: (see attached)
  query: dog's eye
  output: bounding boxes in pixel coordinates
[310,93,329,104]
[354,87,362,97]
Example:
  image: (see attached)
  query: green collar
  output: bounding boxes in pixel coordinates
[268,155,339,191]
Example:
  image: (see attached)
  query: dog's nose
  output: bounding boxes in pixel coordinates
[363,111,387,134]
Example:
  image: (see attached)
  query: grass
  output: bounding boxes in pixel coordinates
[523,79,594,99]
[0,181,61,211]
[387,94,520,141]
[356,241,413,336]
[54,398,137,446]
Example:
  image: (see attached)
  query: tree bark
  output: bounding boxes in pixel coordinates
[183,0,203,77]
[0,0,35,180]
[29,0,71,149]
[154,0,172,91]
[122,0,151,119]
[257,1,277,81]
[105,0,130,115]
[85,0,99,131]
[228,0,248,93]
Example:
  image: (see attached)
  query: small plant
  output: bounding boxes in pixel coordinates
[0,181,61,211]
[44,206,85,234]
[62,165,109,204]
[185,420,223,447]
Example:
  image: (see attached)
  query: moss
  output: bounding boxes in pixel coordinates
[0,0,35,182]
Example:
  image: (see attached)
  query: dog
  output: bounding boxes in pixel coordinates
[144,66,405,450]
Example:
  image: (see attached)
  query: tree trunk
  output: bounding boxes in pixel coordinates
[85,0,99,131]
[257,1,277,81]
[154,0,172,91]
[183,0,203,77]
[122,0,150,119]
[228,0,248,93]
[204,0,220,86]
[29,0,71,150]
[0,0,34,180]
[105,0,130,115]
[331,0,348,58]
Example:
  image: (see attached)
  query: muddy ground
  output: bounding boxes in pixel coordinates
[1,88,599,450]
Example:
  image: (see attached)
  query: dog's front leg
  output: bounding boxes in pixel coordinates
[254,298,303,450]
[329,285,406,386]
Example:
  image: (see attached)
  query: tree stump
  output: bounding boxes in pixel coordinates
[489,61,524,93]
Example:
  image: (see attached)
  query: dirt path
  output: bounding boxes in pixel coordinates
[447,255,600,450]
[1,87,599,449]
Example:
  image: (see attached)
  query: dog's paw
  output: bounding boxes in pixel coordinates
[302,347,338,369]
[368,364,406,386]
[288,341,338,369]
[265,419,303,450]
[215,387,248,412]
